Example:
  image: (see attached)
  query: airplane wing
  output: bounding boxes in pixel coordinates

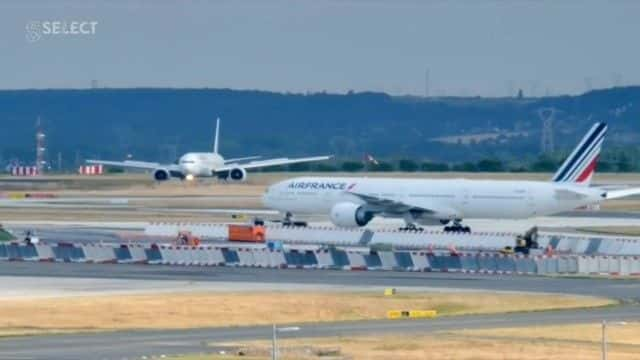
[224,156,262,164]
[605,187,640,200]
[347,190,460,219]
[86,160,181,172]
[215,155,332,172]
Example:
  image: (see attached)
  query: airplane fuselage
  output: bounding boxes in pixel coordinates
[178,152,225,177]
[263,177,606,223]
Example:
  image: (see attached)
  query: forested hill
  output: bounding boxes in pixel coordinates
[0,86,638,167]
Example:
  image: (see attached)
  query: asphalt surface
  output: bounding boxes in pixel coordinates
[2,262,640,300]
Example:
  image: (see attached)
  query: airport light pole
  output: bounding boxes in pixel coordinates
[272,325,300,360]
[601,320,627,360]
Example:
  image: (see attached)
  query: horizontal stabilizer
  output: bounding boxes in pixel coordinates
[606,187,640,200]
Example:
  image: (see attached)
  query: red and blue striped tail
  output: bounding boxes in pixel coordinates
[552,122,607,186]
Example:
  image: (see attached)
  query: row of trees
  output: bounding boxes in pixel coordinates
[265,155,639,173]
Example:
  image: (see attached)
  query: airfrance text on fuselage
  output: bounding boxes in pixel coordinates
[288,182,349,190]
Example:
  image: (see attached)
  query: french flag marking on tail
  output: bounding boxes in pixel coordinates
[552,122,607,185]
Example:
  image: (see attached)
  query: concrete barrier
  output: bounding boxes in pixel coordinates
[0,244,7,260]
[345,251,367,270]
[267,250,287,268]
[394,252,414,270]
[145,245,163,265]
[127,245,148,263]
[52,243,85,262]
[82,245,117,263]
[409,252,429,271]
[236,248,256,267]
[34,244,55,261]
[314,249,335,269]
[363,252,382,270]
[377,251,398,270]
[476,253,498,274]
[514,256,536,275]
[330,249,350,268]
[3,241,640,277]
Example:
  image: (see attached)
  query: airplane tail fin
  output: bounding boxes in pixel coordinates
[552,122,607,186]
[213,117,220,154]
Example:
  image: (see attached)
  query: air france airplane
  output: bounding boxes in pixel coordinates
[263,123,640,232]
[88,118,331,182]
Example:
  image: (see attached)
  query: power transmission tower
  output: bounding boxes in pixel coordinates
[35,117,46,174]
[538,108,555,154]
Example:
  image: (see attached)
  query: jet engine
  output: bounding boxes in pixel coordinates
[329,202,374,227]
[228,167,247,182]
[153,168,170,181]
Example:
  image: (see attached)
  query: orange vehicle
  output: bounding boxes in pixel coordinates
[228,224,266,242]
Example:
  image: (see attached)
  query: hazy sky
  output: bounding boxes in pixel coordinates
[1,0,639,96]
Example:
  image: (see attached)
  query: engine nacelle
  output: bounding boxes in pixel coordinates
[228,167,247,182]
[329,202,374,228]
[153,168,170,181]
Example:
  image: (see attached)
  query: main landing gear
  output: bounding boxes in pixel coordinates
[281,212,308,227]
[443,220,471,233]
[398,223,424,232]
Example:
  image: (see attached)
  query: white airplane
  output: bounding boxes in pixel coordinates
[263,122,640,232]
[87,118,331,182]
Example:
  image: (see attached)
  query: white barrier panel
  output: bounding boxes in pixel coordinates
[597,257,610,274]
[252,249,270,268]
[619,257,631,276]
[236,248,256,267]
[82,245,116,263]
[182,246,199,265]
[193,247,210,266]
[314,250,334,269]
[599,240,625,256]
[268,250,287,268]
[409,252,429,271]
[158,246,180,265]
[618,241,640,256]
[608,257,621,275]
[346,251,367,270]
[372,231,515,251]
[557,257,570,273]
[35,244,55,261]
[629,256,640,275]
[206,247,225,265]
[268,226,364,246]
[378,251,398,270]
[577,256,590,274]
[128,246,147,263]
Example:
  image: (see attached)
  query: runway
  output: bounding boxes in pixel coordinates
[0,305,638,360]
[2,261,639,300]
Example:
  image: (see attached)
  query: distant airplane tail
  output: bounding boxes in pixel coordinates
[213,117,220,154]
[552,122,607,186]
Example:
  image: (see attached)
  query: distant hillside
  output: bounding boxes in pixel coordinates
[0,86,638,168]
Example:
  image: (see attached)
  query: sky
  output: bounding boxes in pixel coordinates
[1,0,639,97]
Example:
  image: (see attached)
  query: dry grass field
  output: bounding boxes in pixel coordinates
[0,291,613,337]
[192,323,640,360]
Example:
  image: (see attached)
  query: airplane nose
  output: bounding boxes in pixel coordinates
[262,184,276,208]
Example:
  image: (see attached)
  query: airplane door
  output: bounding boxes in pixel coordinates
[527,188,536,216]
[459,187,470,212]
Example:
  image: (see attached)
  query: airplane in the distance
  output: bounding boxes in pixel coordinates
[263,122,640,232]
[88,118,332,182]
